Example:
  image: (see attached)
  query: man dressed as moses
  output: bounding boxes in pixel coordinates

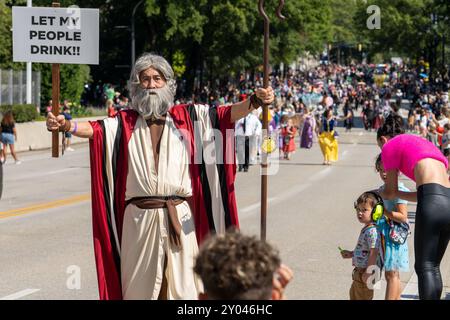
[46,53,274,300]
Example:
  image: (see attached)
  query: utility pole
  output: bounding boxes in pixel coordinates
[26,0,32,105]
[131,0,145,68]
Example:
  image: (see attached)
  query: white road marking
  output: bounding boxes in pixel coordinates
[240,162,335,218]
[239,183,311,219]
[0,289,40,300]
[14,167,79,181]
[309,167,332,182]
[239,144,355,218]
[239,197,276,215]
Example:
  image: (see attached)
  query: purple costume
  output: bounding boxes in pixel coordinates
[300,115,314,149]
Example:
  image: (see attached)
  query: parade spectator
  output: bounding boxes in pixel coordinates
[106,99,116,117]
[105,84,115,101]
[194,229,293,300]
[441,123,450,171]
[62,105,74,152]
[407,105,416,132]
[318,109,338,165]
[121,96,129,109]
[377,114,450,300]
[375,154,410,300]
[342,99,354,132]
[299,106,316,149]
[362,102,374,131]
[235,111,261,172]
[340,192,383,300]
[281,117,297,160]
[426,123,440,148]
[419,109,428,138]
[45,99,53,115]
[0,111,21,164]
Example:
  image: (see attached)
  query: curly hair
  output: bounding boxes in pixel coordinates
[377,113,405,140]
[194,230,281,300]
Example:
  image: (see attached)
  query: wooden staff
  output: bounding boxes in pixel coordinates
[52,2,61,157]
[258,0,285,241]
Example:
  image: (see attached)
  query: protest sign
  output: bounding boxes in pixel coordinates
[13,6,99,65]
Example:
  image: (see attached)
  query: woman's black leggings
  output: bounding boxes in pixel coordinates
[415,183,450,300]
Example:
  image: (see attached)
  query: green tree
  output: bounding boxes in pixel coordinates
[330,0,358,45]
[138,0,333,94]
[33,63,90,107]
[1,0,92,107]
[0,0,14,69]
[354,0,434,62]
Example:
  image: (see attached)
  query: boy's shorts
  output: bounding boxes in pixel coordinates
[65,132,72,139]
[349,268,374,300]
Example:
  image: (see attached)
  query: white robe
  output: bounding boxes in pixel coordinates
[120,115,203,300]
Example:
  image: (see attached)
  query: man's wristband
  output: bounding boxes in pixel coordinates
[71,121,78,134]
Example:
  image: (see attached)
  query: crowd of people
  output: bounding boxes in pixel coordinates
[70,60,450,172]
[241,61,449,168]
[183,60,450,301]
[42,52,450,301]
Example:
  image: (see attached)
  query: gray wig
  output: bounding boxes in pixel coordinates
[128,53,177,119]
[129,53,177,96]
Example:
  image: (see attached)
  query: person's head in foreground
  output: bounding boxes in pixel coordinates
[194,229,292,300]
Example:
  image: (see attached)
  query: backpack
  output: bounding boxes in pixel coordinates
[388,220,410,245]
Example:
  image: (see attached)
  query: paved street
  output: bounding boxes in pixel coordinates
[0,128,449,300]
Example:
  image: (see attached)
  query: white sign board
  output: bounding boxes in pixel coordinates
[12,6,99,65]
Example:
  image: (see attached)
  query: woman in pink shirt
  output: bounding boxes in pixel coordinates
[377,114,450,300]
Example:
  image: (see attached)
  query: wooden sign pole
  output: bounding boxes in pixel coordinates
[51,2,60,158]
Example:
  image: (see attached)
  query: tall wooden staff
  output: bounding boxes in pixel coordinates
[258,0,285,241]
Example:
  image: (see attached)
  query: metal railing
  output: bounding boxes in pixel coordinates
[0,69,41,107]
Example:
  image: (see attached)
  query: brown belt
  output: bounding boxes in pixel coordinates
[126,196,185,248]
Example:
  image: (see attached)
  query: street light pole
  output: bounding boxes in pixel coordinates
[131,0,145,68]
[26,0,32,105]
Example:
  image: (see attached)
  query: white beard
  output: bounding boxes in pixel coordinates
[131,85,175,119]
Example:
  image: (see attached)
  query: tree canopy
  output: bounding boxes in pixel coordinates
[0,0,448,105]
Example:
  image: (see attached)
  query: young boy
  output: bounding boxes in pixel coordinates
[341,192,383,300]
